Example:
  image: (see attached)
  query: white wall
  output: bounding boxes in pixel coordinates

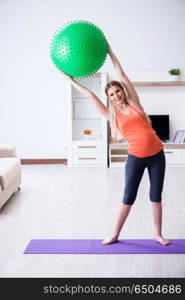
[0,0,185,158]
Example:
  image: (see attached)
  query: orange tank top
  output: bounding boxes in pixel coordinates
[116,103,164,158]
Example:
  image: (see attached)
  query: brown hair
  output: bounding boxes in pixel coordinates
[105,81,127,141]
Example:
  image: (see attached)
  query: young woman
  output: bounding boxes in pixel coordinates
[59,43,170,246]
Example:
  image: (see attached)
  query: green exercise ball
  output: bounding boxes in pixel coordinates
[50,20,108,78]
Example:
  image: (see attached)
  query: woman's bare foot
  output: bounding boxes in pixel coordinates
[102,236,118,245]
[155,236,171,246]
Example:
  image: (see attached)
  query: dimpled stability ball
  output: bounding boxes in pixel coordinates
[50,20,108,78]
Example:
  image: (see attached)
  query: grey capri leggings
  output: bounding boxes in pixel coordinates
[123,149,165,205]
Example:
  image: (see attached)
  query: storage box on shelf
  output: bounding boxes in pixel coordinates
[109,143,185,168]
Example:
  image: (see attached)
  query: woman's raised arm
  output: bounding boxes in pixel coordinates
[107,43,142,108]
[59,70,110,121]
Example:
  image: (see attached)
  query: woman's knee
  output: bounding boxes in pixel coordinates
[122,197,135,205]
[150,196,162,203]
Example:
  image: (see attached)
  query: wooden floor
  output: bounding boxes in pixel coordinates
[0,164,185,278]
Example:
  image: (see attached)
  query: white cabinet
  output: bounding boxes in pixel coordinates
[109,143,185,168]
[71,140,104,167]
[67,73,108,168]
[164,148,185,165]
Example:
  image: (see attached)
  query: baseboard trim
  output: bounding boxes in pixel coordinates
[21,159,67,165]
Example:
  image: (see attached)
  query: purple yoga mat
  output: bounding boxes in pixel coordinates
[24,239,185,254]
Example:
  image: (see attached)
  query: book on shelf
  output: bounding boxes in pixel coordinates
[182,130,185,143]
[173,131,178,142]
[173,130,185,143]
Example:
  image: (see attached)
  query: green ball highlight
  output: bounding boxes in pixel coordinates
[50,20,108,78]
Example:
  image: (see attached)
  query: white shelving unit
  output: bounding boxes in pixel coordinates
[67,73,108,168]
[109,143,185,168]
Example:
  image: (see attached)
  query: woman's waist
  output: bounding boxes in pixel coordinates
[127,139,164,157]
[123,130,161,143]
[126,131,163,149]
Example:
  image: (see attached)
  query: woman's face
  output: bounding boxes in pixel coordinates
[107,85,125,105]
